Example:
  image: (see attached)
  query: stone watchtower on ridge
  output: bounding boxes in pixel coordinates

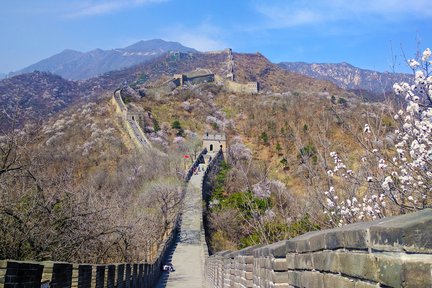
[203,132,226,153]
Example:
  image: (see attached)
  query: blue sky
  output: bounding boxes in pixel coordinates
[1,0,431,73]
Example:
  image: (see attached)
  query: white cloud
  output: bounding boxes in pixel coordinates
[64,0,167,18]
[254,0,432,29]
[176,34,226,52]
[162,23,228,52]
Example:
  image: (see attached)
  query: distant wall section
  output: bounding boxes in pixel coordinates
[215,75,258,94]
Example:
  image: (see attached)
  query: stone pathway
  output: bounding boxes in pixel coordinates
[155,163,208,288]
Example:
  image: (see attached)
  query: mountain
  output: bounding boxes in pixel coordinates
[10,39,197,80]
[0,71,88,131]
[278,61,411,99]
[0,73,6,80]
[1,49,352,132]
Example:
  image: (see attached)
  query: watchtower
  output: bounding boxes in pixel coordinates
[203,132,226,152]
[173,74,186,86]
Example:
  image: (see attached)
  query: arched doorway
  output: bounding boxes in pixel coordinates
[210,144,213,151]
[220,145,223,150]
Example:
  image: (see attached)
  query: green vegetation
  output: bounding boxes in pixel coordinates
[130,73,148,89]
[208,160,320,251]
[153,118,161,132]
[260,131,269,145]
[171,119,184,136]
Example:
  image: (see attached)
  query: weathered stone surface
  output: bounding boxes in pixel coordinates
[287,271,301,286]
[341,221,371,250]
[308,232,328,252]
[286,254,296,270]
[270,283,292,288]
[301,271,324,288]
[286,230,323,253]
[354,281,379,288]
[323,273,355,288]
[324,230,345,250]
[245,271,253,280]
[268,241,290,258]
[402,257,432,288]
[377,255,403,287]
[311,251,338,273]
[270,271,288,284]
[370,208,432,253]
[337,252,379,281]
[271,258,287,272]
[294,253,313,270]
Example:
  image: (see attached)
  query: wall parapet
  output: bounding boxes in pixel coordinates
[205,208,432,288]
[0,217,179,288]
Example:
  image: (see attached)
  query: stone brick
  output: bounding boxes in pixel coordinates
[245,256,254,265]
[354,281,379,288]
[271,258,287,272]
[287,230,324,253]
[377,255,403,287]
[294,253,313,270]
[270,284,292,288]
[311,251,338,273]
[324,230,345,250]
[341,221,371,250]
[323,273,355,288]
[286,271,301,286]
[270,271,288,284]
[402,257,432,288]
[301,271,325,288]
[370,208,432,253]
[268,241,289,258]
[337,252,379,282]
[0,261,7,269]
[285,254,296,270]
[308,232,327,252]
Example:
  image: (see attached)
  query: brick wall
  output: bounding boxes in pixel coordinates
[205,209,432,288]
[0,218,179,288]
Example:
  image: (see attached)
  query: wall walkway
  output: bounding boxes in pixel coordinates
[111,89,153,150]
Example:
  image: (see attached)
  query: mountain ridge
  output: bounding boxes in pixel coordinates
[10,39,197,80]
[278,61,411,98]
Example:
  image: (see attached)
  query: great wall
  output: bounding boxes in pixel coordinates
[142,49,259,96]
[1,58,432,287]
